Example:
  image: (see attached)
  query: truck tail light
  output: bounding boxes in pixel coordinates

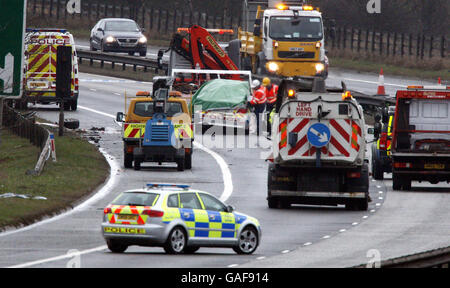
[141,209,164,218]
[394,162,413,168]
[347,171,361,178]
[236,108,248,114]
[379,133,388,150]
[103,207,112,214]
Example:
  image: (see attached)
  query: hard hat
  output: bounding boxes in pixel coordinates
[251,79,261,89]
[262,77,271,87]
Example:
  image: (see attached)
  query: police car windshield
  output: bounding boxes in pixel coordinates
[105,21,139,32]
[269,16,323,41]
[112,192,159,206]
[134,102,182,117]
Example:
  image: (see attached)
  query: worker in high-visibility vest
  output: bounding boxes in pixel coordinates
[250,79,267,136]
[262,77,278,135]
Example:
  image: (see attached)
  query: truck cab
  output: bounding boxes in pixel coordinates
[239,1,329,79]
[117,88,193,171]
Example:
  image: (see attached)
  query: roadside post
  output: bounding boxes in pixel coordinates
[56,46,72,136]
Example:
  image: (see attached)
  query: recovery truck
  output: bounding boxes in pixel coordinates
[116,78,193,171]
[391,85,450,190]
[22,28,79,110]
[268,79,369,210]
[239,0,331,79]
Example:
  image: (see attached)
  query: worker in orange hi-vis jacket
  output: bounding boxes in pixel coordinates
[250,79,267,137]
[262,77,278,135]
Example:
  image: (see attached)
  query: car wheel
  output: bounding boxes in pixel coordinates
[139,51,146,57]
[233,226,259,255]
[64,118,80,130]
[164,226,186,254]
[128,51,135,56]
[90,39,97,51]
[106,240,128,253]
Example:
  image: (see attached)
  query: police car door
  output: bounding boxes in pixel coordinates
[197,193,236,243]
[179,193,209,239]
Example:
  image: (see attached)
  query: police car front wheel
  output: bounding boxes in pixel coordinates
[233,226,259,255]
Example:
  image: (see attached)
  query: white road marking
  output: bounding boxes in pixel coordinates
[7,245,108,268]
[352,222,359,226]
[328,76,405,87]
[362,215,369,219]
[281,250,290,254]
[228,264,239,268]
[256,256,266,260]
[304,242,312,246]
[339,229,346,233]
[193,141,233,202]
[322,235,331,239]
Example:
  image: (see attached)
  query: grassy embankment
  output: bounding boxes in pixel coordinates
[0,128,109,231]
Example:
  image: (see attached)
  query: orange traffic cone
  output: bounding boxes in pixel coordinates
[377,68,386,95]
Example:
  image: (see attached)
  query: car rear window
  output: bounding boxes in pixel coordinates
[134,101,183,117]
[112,192,160,206]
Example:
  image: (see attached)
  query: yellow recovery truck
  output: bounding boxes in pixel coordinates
[238,0,332,80]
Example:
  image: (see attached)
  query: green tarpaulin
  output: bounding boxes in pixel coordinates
[191,79,250,112]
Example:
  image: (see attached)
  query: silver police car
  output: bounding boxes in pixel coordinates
[102,184,261,254]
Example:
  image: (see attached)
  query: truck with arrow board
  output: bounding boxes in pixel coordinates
[267,79,369,210]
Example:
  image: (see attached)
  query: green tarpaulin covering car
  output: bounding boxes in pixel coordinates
[191,79,250,112]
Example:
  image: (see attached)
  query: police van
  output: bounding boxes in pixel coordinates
[21,28,79,110]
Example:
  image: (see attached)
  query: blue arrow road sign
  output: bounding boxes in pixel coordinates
[307,123,331,148]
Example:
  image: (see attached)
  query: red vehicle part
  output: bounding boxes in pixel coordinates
[169,25,241,82]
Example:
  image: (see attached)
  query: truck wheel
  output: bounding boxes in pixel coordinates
[71,99,78,111]
[63,101,71,111]
[372,160,384,180]
[392,173,402,190]
[177,157,185,171]
[402,179,412,191]
[134,160,141,171]
[267,197,279,209]
[184,152,192,169]
[124,153,133,168]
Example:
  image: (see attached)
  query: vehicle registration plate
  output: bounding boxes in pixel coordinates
[424,163,445,169]
[117,214,138,221]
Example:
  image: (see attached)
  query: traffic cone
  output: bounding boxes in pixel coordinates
[376,68,386,95]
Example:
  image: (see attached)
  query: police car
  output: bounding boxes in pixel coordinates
[102,184,261,254]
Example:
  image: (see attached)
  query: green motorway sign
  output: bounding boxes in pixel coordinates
[0,0,27,98]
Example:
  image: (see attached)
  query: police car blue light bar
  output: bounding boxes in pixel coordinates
[26,28,68,33]
[146,183,190,189]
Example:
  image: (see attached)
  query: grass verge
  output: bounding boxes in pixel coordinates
[328,49,449,81]
[0,128,109,231]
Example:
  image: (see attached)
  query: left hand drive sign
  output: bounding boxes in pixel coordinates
[0,0,27,98]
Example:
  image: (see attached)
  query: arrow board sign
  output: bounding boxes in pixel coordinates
[307,123,331,148]
[0,0,27,99]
